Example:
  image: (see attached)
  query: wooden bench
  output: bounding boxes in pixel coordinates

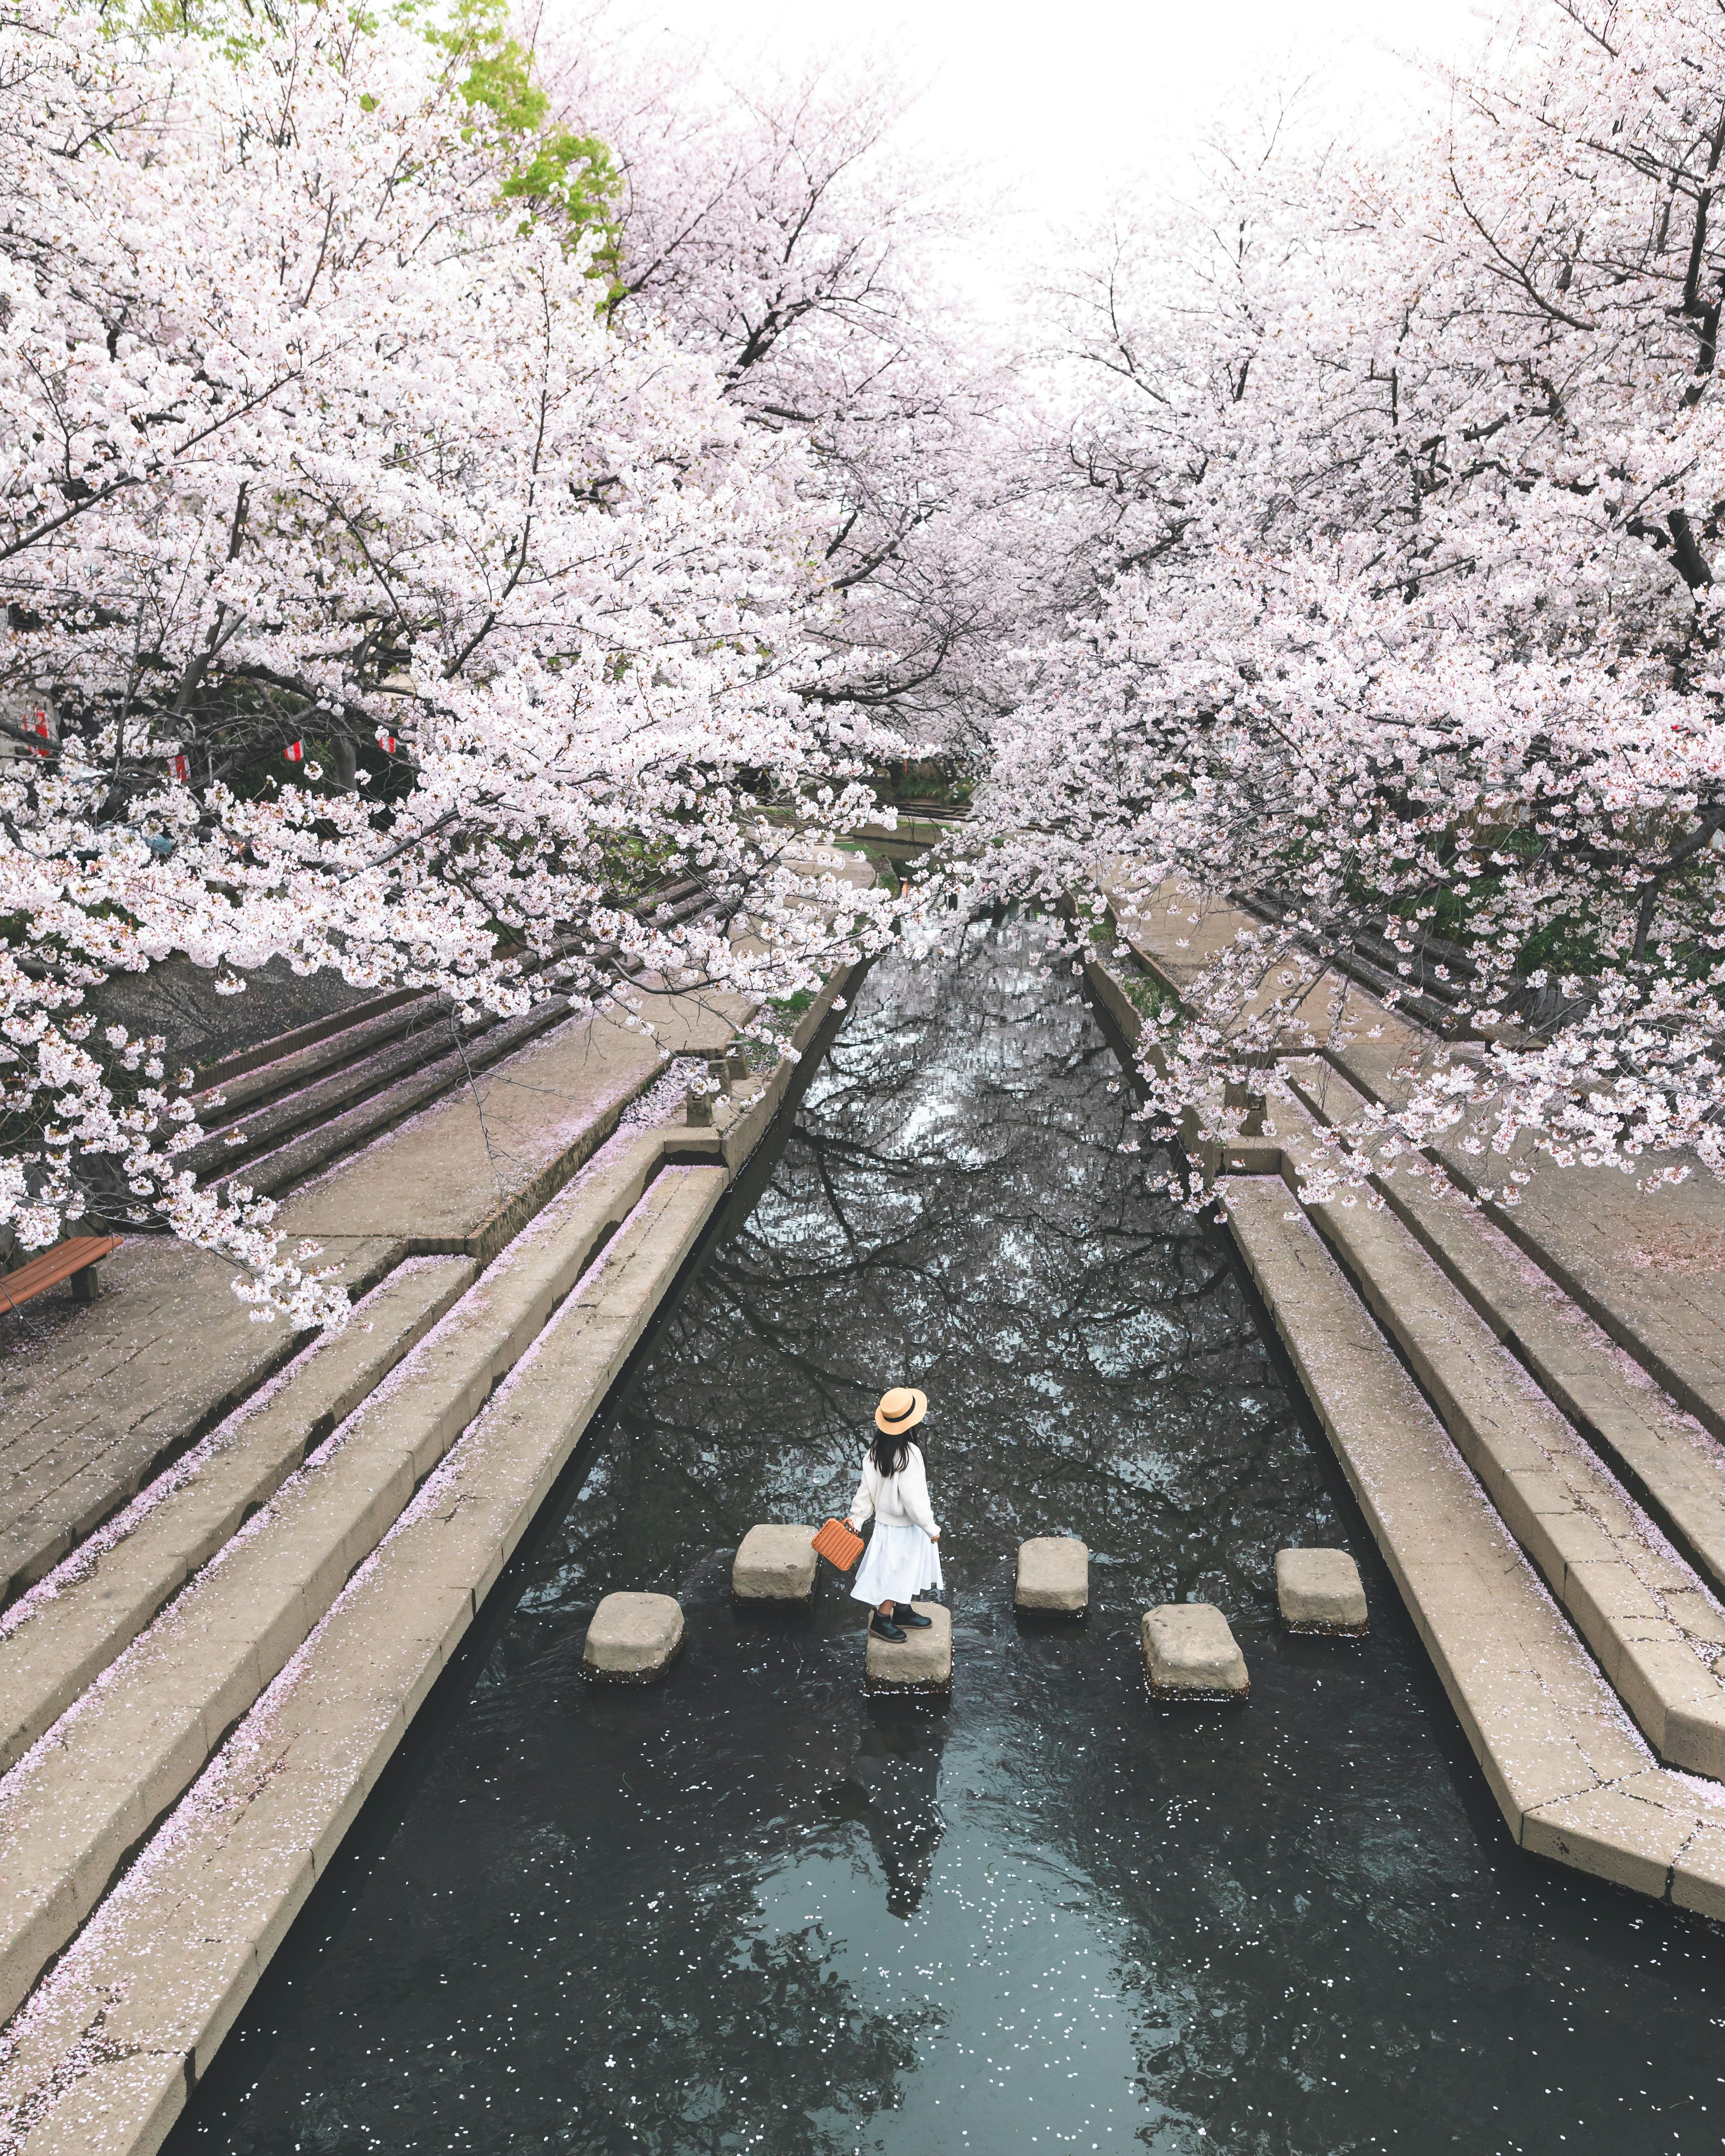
[0,1235,123,1313]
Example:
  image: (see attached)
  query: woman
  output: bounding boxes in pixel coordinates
[847,1386,943,1642]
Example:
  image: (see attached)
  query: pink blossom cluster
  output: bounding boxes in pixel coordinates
[964,0,1725,1207]
[0,0,901,1321]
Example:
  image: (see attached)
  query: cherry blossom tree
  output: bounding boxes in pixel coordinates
[545,27,1038,749]
[964,0,1725,1209]
[0,0,893,1321]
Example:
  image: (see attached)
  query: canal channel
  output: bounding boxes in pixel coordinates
[168,921,1725,2154]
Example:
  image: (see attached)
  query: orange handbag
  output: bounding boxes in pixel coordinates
[811,1518,865,1573]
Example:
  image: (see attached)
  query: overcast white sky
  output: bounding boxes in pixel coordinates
[628,0,1492,186]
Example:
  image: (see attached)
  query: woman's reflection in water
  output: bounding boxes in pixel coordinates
[820,1702,949,1917]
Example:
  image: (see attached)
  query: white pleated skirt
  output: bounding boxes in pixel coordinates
[851,1521,944,1607]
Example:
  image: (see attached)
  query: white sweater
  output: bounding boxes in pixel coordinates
[847,1441,940,1538]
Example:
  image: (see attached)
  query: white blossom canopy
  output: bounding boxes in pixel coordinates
[0,0,893,1323]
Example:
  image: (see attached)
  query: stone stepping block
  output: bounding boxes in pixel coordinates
[733,1523,820,1604]
[1015,1535,1089,1613]
[865,1602,952,1693]
[582,1591,684,1683]
[1276,1547,1368,1635]
[1141,1602,1250,1701]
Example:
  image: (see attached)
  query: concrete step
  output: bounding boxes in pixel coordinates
[206,998,575,1198]
[0,1233,403,1612]
[1284,1058,1725,1604]
[0,1130,666,2028]
[0,949,864,2148]
[1265,1086,1725,1783]
[183,1005,478,1173]
[187,991,440,1125]
[0,1256,476,1777]
[1225,1178,1725,1913]
[182,876,710,1136]
[1302,1175,1725,1781]
[1099,875,1725,1449]
[0,1164,729,2154]
[1082,899,1725,1906]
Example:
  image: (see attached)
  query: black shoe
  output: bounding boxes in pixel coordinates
[896,1607,933,1628]
[870,1615,907,1642]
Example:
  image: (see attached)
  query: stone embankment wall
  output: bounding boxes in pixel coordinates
[0,859,873,2156]
[1084,887,1725,1918]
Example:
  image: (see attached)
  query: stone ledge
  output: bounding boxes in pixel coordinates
[16,2052,186,2156]
[1521,1776,1695,1899]
[661,958,871,1178]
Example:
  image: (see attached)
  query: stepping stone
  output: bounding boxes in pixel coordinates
[865,1602,952,1693]
[1141,1603,1249,1701]
[733,1523,820,1603]
[1276,1547,1368,1635]
[582,1591,684,1683]
[1014,1535,1089,1613]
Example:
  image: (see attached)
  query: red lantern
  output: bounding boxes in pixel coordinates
[283,739,304,763]
[23,708,50,758]
[376,728,397,754]
[167,753,190,782]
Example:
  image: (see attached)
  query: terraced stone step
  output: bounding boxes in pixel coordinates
[0,947,865,2143]
[1097,877,1725,1448]
[1258,1082,1725,1783]
[0,1131,667,2027]
[185,1005,486,1175]
[0,1233,403,1612]
[1302,1177,1725,1780]
[1224,1177,1725,1911]
[188,990,440,1124]
[0,1256,476,1777]
[1282,1057,1725,1604]
[0,1162,729,2153]
[208,996,577,1198]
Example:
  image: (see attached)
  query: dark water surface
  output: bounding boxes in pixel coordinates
[172,927,1725,2155]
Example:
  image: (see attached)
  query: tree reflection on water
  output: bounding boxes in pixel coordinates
[593,916,1309,1621]
[172,922,1725,2156]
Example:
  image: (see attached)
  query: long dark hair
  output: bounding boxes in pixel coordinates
[870,1427,915,1478]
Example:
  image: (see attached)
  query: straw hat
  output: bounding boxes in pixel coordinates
[875,1385,928,1435]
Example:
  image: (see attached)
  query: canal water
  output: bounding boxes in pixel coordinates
[170,924,1725,2155]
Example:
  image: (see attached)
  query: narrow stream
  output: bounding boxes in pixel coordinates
[171,924,1725,2155]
